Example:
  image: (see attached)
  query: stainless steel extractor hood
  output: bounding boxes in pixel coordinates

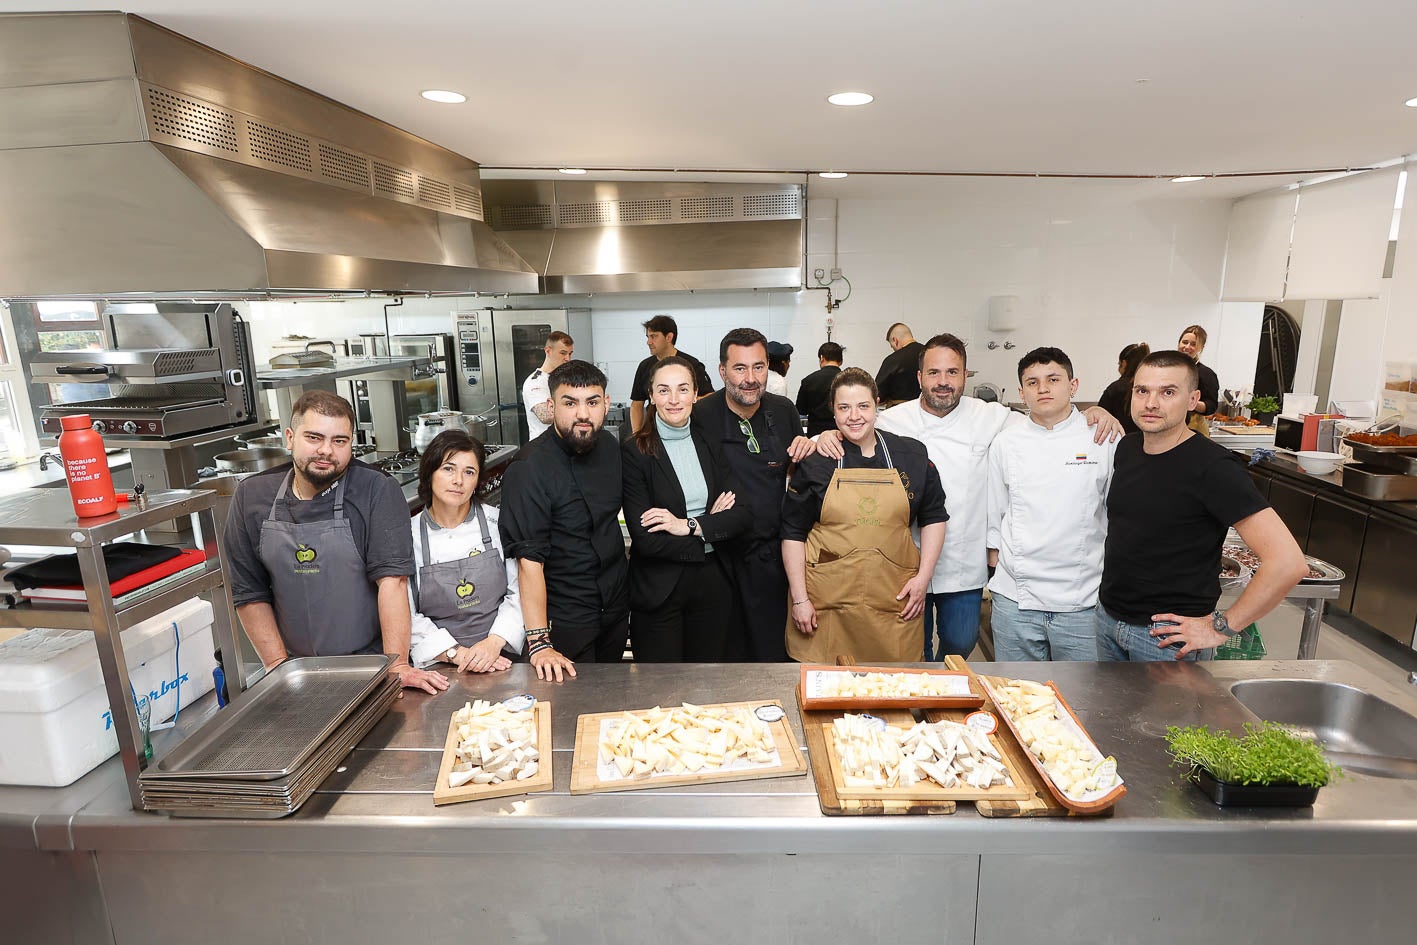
[0,13,537,299]
[481,180,805,293]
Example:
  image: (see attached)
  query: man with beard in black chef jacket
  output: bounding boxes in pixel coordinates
[692,328,818,660]
[499,361,628,681]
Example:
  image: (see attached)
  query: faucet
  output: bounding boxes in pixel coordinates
[37,451,63,472]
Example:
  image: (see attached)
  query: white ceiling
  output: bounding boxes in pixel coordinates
[8,0,1417,190]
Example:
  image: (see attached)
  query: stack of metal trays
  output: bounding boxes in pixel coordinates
[139,656,398,818]
[1340,438,1417,502]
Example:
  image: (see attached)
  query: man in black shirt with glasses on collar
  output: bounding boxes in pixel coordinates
[692,328,817,660]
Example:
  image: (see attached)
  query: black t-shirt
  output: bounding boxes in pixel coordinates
[497,427,629,630]
[1100,433,1269,625]
[1194,361,1220,417]
[875,341,924,403]
[780,430,949,542]
[224,460,414,607]
[795,364,841,436]
[630,349,715,402]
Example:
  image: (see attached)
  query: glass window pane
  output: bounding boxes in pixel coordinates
[35,301,99,322]
[38,329,105,351]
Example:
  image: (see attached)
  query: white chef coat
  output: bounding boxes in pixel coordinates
[766,372,789,398]
[986,408,1117,612]
[408,503,525,668]
[521,369,551,440]
[877,396,1021,593]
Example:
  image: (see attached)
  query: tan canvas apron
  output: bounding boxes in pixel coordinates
[785,434,924,664]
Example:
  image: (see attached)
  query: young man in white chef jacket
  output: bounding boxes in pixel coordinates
[986,347,1116,660]
[818,333,1123,659]
[521,331,574,441]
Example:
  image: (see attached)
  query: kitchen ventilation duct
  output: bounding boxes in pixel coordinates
[480,180,805,293]
[0,13,537,298]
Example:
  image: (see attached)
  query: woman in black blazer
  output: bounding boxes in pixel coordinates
[622,357,753,661]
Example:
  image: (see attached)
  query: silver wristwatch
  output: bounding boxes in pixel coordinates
[1212,611,1239,637]
[445,646,460,661]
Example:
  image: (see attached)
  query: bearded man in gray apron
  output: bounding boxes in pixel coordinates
[223,391,450,694]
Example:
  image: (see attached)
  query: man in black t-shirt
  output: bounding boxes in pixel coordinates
[1098,351,1308,661]
[628,314,715,433]
[875,323,926,405]
[795,341,843,436]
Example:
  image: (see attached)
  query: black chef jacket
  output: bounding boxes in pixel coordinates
[498,427,628,631]
[795,364,841,437]
[875,341,925,404]
[781,430,949,541]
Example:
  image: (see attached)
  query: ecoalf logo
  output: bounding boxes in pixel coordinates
[100,672,189,730]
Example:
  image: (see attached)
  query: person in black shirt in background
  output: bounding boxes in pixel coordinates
[1096,342,1149,436]
[499,361,628,680]
[875,322,926,405]
[628,314,715,433]
[795,341,843,436]
[1178,324,1221,437]
[692,328,818,660]
[1098,350,1307,661]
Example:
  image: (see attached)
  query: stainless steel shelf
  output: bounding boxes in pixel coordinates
[0,487,251,810]
[255,355,435,389]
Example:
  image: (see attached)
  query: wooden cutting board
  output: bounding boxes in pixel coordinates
[568,700,806,795]
[432,701,553,806]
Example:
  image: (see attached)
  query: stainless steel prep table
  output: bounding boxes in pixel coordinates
[5,660,1417,945]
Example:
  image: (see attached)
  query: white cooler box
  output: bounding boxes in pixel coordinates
[0,597,217,787]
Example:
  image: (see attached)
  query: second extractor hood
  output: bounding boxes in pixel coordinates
[0,13,537,299]
[481,180,805,293]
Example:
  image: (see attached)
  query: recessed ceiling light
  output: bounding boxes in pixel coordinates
[827,91,874,107]
[1406,97,1417,107]
[558,168,588,175]
[1171,176,1205,183]
[420,89,466,104]
[1048,219,1073,225]
[818,172,848,179]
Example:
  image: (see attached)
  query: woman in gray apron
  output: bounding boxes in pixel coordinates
[407,430,525,672]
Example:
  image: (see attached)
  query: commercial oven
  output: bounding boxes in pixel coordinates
[451,310,574,447]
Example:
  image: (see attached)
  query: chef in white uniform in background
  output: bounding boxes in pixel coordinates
[408,429,525,672]
[986,347,1116,660]
[521,330,574,441]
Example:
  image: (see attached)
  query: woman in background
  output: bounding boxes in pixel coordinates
[408,430,523,672]
[1178,325,1221,437]
[1097,342,1150,435]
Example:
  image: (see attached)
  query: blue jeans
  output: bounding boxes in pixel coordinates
[1095,609,1214,662]
[923,588,984,661]
[990,593,1098,661]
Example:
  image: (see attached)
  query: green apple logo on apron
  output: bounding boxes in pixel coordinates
[294,543,320,574]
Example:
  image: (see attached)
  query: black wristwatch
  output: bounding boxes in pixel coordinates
[1212,610,1239,637]
[687,517,700,537]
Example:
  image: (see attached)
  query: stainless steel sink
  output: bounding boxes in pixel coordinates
[1229,679,1417,779]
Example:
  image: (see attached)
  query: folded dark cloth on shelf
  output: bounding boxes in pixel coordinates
[5,542,184,590]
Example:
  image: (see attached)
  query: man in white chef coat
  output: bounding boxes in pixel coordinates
[820,333,1122,659]
[521,331,574,441]
[986,347,1116,660]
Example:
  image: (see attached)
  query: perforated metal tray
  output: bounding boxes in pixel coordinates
[143,655,391,781]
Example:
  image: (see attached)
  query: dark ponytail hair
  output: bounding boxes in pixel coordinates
[630,356,696,457]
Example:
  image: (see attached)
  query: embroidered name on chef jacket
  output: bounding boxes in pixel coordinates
[1064,452,1099,467]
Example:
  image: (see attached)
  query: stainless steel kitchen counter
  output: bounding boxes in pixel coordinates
[5,659,1413,856]
[8,659,1417,945]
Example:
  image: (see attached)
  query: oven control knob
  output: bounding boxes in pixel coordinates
[90,420,107,433]
[121,421,139,434]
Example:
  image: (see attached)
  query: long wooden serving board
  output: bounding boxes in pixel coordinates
[432,701,554,806]
[569,700,806,795]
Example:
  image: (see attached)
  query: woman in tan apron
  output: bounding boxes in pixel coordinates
[407,430,525,673]
[1179,325,1219,438]
[781,368,949,663]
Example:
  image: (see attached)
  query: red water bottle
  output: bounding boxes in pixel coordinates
[58,414,118,518]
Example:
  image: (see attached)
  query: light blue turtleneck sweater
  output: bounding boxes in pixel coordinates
[657,415,712,551]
